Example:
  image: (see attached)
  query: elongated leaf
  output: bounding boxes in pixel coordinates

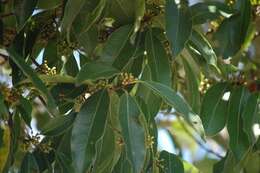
[201,83,230,136]
[8,48,58,116]
[119,93,146,173]
[61,0,85,33]
[20,153,39,173]
[182,57,200,113]
[100,25,133,64]
[76,62,119,83]
[165,0,192,56]
[14,0,38,30]
[41,112,76,136]
[242,93,259,144]
[145,30,172,86]
[227,86,250,161]
[159,150,184,173]
[188,30,217,67]
[191,2,235,25]
[71,90,109,173]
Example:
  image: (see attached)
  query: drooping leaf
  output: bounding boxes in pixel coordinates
[165,0,192,56]
[7,48,58,116]
[119,93,146,173]
[0,92,8,120]
[201,83,230,136]
[71,89,110,173]
[145,29,171,86]
[100,25,133,64]
[242,93,259,144]
[159,150,184,173]
[20,153,39,173]
[131,0,145,42]
[41,112,76,136]
[14,0,38,30]
[76,62,119,83]
[191,2,235,25]
[65,54,79,77]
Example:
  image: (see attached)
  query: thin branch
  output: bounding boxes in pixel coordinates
[30,57,41,68]
[177,116,224,159]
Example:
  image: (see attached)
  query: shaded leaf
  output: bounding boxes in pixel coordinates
[0,125,10,173]
[18,97,32,127]
[20,153,39,173]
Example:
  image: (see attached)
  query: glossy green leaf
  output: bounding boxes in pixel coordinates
[119,93,146,173]
[188,30,217,68]
[71,89,109,173]
[131,0,145,42]
[20,153,39,173]
[227,86,250,161]
[7,48,58,116]
[76,62,119,83]
[242,93,259,144]
[145,30,171,86]
[191,2,235,25]
[14,0,38,30]
[41,112,76,136]
[159,150,184,173]
[165,0,192,56]
[201,83,230,136]
[18,97,32,127]
[100,25,133,64]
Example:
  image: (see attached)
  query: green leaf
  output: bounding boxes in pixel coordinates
[188,30,217,68]
[242,93,259,144]
[130,0,145,42]
[20,153,39,173]
[191,2,235,25]
[100,25,133,64]
[65,54,79,77]
[8,48,58,116]
[145,29,172,86]
[0,92,8,120]
[0,125,10,173]
[159,150,184,173]
[71,90,110,173]
[119,93,146,173]
[215,0,251,58]
[165,0,192,56]
[182,57,200,114]
[200,83,230,136]
[61,0,85,33]
[18,97,32,127]
[227,86,250,161]
[14,0,38,30]
[41,112,76,136]
[76,62,119,83]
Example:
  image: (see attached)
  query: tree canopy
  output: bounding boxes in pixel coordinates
[0,0,260,172]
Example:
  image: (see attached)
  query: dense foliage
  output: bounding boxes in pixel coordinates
[1,0,260,172]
